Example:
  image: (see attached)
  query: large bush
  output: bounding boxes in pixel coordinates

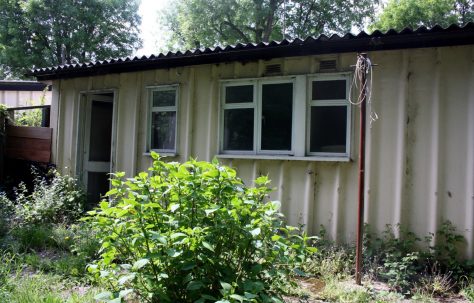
[86,154,314,303]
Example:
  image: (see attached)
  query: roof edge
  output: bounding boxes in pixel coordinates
[29,22,474,81]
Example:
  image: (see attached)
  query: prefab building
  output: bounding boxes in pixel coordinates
[30,24,474,257]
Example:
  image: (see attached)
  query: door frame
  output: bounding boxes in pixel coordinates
[75,89,118,191]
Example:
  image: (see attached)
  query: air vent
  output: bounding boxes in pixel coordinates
[319,60,337,71]
[264,64,282,75]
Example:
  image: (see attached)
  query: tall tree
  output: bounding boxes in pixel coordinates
[161,0,378,50]
[371,0,473,31]
[0,0,142,79]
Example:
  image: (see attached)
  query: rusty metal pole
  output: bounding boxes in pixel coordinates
[355,53,368,285]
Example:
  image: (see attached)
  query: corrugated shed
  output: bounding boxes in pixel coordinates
[50,45,474,257]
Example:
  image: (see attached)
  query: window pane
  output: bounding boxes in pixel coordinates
[312,80,346,100]
[261,83,293,151]
[310,106,347,153]
[89,101,113,162]
[151,111,176,150]
[225,85,253,103]
[224,108,254,150]
[153,90,176,107]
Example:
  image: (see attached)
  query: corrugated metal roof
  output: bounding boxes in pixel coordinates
[29,23,474,80]
[0,80,50,91]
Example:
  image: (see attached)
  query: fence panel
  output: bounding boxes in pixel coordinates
[5,125,52,163]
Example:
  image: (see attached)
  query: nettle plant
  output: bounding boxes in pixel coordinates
[86,153,315,303]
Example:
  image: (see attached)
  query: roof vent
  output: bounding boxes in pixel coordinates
[319,59,337,71]
[264,64,282,75]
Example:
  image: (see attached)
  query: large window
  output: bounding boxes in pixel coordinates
[221,79,295,155]
[148,85,178,153]
[220,74,350,159]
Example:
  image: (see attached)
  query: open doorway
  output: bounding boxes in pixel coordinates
[78,92,115,208]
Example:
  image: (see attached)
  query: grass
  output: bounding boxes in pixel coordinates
[1,198,473,303]
[1,271,100,303]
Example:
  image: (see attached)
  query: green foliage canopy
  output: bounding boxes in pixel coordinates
[0,0,142,79]
[371,0,474,31]
[162,0,378,50]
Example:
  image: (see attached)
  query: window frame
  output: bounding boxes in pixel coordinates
[220,77,296,156]
[306,73,352,158]
[218,73,352,161]
[147,85,179,154]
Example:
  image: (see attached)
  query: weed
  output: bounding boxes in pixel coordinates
[318,280,372,303]
[12,170,85,226]
[418,265,453,297]
[10,224,56,252]
[461,283,474,302]
[2,272,100,303]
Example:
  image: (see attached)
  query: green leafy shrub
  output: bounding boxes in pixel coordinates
[0,193,14,238]
[10,224,56,252]
[70,223,101,261]
[12,170,85,226]
[14,108,43,127]
[86,154,314,303]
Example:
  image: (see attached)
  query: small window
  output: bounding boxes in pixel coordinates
[308,78,350,156]
[148,86,178,153]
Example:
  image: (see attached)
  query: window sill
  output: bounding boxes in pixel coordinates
[143,152,178,157]
[215,154,351,162]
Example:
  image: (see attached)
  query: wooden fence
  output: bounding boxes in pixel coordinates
[0,105,52,185]
[5,125,52,163]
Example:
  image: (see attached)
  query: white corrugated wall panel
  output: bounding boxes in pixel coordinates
[51,45,474,257]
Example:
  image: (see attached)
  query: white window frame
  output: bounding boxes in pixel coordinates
[220,77,296,156]
[218,73,351,161]
[306,73,351,158]
[147,85,179,154]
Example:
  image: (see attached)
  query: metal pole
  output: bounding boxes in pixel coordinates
[355,53,368,285]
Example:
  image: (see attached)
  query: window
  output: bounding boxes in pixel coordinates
[220,74,351,160]
[221,79,295,155]
[307,76,350,157]
[148,85,178,153]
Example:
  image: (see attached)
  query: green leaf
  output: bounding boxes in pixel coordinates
[118,273,136,285]
[181,262,196,271]
[293,268,307,277]
[170,232,187,239]
[166,248,182,257]
[132,258,149,270]
[169,203,180,212]
[150,231,167,244]
[119,289,134,298]
[202,241,215,252]
[271,235,281,241]
[186,280,204,291]
[250,227,261,237]
[94,291,113,301]
[205,207,219,216]
[221,282,232,291]
[99,201,109,210]
[244,292,258,299]
[230,294,245,302]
